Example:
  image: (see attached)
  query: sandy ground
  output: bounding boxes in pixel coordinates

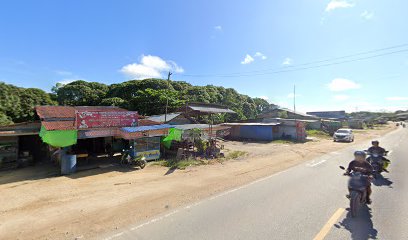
[0,124,396,240]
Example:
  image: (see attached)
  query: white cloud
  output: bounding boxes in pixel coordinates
[361,10,374,20]
[254,52,267,60]
[385,97,408,101]
[58,78,79,85]
[241,54,254,64]
[327,78,361,91]
[214,25,222,31]
[325,0,355,12]
[333,95,350,101]
[282,57,293,65]
[120,55,184,79]
[259,96,269,100]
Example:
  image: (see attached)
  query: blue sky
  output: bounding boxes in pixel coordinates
[1,0,407,112]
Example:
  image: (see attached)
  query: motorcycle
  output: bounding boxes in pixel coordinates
[340,166,371,217]
[365,150,389,178]
[121,147,147,169]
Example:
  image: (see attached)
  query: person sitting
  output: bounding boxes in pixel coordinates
[367,140,390,172]
[346,151,374,204]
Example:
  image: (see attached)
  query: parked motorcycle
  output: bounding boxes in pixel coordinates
[340,166,371,217]
[121,147,147,169]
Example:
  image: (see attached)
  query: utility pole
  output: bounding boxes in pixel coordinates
[293,84,296,114]
[164,71,172,122]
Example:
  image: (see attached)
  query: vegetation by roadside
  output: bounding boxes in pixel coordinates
[306,129,332,139]
[150,150,248,169]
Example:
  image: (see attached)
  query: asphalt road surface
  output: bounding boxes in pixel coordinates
[105,128,407,240]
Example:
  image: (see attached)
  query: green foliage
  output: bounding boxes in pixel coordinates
[56,80,108,106]
[100,97,126,107]
[154,158,207,170]
[306,129,331,139]
[1,78,277,124]
[127,88,184,115]
[226,151,247,159]
[0,111,13,126]
[0,82,56,123]
[278,110,288,118]
[54,79,275,119]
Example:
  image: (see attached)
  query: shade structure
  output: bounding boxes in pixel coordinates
[39,126,77,147]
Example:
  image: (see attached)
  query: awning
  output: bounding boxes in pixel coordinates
[39,126,77,147]
[121,124,174,133]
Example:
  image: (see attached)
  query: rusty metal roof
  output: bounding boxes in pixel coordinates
[138,119,161,126]
[41,121,76,130]
[36,106,129,120]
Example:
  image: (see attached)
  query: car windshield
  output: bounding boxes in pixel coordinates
[337,130,350,134]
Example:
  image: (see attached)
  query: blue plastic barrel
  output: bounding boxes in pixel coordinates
[61,154,77,175]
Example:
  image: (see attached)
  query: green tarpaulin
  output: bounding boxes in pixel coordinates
[39,126,78,147]
[162,128,182,148]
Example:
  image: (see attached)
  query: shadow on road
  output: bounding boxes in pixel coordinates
[372,175,393,188]
[334,206,378,240]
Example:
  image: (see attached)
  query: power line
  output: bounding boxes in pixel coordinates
[176,43,408,78]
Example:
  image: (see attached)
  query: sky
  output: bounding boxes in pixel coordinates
[1,0,407,113]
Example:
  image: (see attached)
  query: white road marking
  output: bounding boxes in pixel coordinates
[104,168,292,240]
[307,159,327,167]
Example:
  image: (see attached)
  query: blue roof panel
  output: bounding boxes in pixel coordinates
[121,124,173,133]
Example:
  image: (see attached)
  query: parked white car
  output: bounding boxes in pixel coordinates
[333,128,354,142]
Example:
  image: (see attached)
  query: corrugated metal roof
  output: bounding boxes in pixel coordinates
[223,122,281,126]
[172,124,230,131]
[42,121,76,130]
[180,103,236,114]
[36,106,129,119]
[146,113,181,123]
[138,119,161,126]
[189,106,236,114]
[121,124,173,133]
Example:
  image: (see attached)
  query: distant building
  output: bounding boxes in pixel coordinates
[306,111,347,120]
[258,107,318,120]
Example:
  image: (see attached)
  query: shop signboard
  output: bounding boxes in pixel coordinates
[75,111,138,129]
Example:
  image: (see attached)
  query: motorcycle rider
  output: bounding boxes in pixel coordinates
[345,151,374,204]
[367,140,390,172]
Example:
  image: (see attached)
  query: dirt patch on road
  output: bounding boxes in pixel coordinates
[0,124,396,240]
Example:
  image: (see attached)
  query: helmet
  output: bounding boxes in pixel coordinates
[372,140,379,145]
[354,151,366,157]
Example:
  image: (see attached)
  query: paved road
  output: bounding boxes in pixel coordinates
[106,128,407,240]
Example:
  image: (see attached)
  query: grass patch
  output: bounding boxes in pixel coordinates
[226,151,247,159]
[152,158,207,170]
[306,129,331,139]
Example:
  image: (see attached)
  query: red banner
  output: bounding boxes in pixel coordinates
[75,111,138,129]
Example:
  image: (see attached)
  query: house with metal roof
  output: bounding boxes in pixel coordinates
[257,107,318,121]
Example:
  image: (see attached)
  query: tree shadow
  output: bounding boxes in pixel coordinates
[164,166,177,175]
[372,174,393,188]
[334,205,378,240]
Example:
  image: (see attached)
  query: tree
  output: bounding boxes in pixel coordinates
[0,111,13,126]
[128,88,184,115]
[278,110,288,119]
[100,97,126,107]
[56,80,108,106]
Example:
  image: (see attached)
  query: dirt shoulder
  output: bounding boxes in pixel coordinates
[0,124,396,240]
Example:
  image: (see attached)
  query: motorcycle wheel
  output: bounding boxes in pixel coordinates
[350,191,360,218]
[120,154,127,166]
[139,159,147,169]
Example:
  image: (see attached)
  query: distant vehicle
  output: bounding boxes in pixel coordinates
[333,128,354,142]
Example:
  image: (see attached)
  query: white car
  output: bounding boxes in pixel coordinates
[333,128,354,142]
